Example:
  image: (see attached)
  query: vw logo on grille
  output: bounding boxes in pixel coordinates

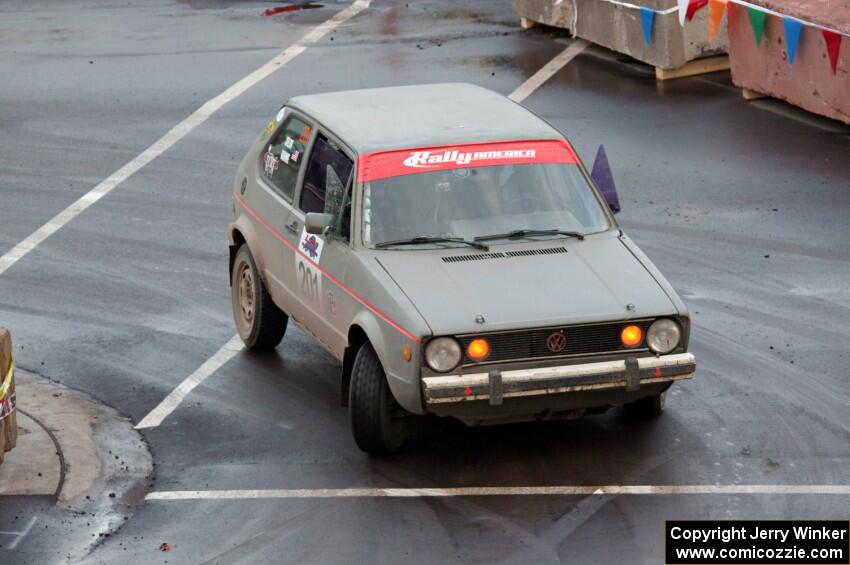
[546,331,567,353]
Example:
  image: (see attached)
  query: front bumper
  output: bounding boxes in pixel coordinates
[422,352,695,406]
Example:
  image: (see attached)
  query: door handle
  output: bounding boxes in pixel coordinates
[285,221,299,234]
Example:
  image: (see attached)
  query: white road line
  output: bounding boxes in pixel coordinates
[0,0,371,278]
[146,484,850,501]
[135,335,242,429]
[0,517,37,550]
[508,39,589,103]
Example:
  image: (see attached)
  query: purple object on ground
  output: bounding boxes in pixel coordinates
[591,144,620,214]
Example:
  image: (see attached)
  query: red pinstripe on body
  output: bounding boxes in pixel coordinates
[234,193,422,343]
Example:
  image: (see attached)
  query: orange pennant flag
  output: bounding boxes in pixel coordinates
[708,0,727,41]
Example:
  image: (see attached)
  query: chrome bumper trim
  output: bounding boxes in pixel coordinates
[422,353,696,405]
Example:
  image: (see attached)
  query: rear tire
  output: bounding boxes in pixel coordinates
[231,244,287,350]
[349,343,410,455]
[624,390,666,420]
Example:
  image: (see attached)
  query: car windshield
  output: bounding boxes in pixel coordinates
[362,163,611,247]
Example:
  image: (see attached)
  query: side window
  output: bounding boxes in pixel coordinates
[337,183,353,242]
[260,115,312,200]
[299,135,354,239]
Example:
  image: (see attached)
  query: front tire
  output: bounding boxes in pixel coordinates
[349,343,410,455]
[231,244,287,350]
[624,390,666,420]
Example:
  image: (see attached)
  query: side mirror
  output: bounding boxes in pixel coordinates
[305,212,333,235]
[590,144,620,214]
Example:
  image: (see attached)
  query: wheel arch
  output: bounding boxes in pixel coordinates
[227,218,264,285]
[340,324,369,407]
[340,313,423,414]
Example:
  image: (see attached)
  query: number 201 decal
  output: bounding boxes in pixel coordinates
[296,227,324,307]
[297,261,321,305]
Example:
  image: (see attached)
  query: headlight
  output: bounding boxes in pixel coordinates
[646,318,681,354]
[424,337,462,372]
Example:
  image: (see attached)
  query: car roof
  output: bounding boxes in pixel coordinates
[286,83,565,155]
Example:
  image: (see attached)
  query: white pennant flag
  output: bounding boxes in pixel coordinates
[677,0,689,25]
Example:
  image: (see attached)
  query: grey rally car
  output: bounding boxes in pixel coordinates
[228,83,696,454]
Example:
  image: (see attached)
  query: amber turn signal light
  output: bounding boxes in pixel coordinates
[466,338,490,361]
[620,325,643,348]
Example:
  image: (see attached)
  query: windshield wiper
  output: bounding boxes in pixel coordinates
[474,229,585,242]
[375,236,489,251]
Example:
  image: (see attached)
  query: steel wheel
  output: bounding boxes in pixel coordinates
[230,244,288,350]
[233,259,255,339]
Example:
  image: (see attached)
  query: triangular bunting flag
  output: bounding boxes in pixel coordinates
[591,145,620,214]
[708,0,727,41]
[640,7,656,47]
[822,30,842,74]
[677,0,689,26]
[686,0,708,21]
[747,7,767,46]
[783,18,803,64]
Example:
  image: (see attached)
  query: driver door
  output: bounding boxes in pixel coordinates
[253,110,315,314]
[288,131,355,358]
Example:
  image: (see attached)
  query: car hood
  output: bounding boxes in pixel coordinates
[375,234,677,336]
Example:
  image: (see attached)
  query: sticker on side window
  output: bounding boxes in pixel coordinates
[284,136,294,149]
[298,126,313,144]
[296,227,324,308]
[263,148,279,176]
[263,120,275,138]
[280,150,291,164]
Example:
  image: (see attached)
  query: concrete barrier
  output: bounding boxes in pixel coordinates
[513,0,729,77]
[727,1,850,125]
[0,328,17,463]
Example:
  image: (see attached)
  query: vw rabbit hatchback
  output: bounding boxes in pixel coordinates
[228,84,696,454]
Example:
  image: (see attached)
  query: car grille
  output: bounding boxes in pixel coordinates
[457,320,652,365]
[441,247,567,263]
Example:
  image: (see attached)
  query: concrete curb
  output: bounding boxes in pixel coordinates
[1,370,154,507]
[0,407,62,496]
[0,369,153,560]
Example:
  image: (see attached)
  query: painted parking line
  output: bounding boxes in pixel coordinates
[0,516,37,550]
[135,335,242,429]
[146,484,850,501]
[0,0,371,278]
[508,39,589,103]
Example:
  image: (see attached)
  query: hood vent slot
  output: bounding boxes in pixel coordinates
[442,252,506,263]
[505,247,567,258]
[441,247,567,263]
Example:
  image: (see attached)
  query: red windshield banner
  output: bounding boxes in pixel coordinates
[357,139,578,182]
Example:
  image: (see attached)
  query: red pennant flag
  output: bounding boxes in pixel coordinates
[686,0,709,21]
[822,30,842,74]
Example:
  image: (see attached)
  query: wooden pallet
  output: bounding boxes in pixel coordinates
[520,16,538,30]
[742,88,767,100]
[655,55,730,80]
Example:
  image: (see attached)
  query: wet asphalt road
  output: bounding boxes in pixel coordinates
[1,0,849,563]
